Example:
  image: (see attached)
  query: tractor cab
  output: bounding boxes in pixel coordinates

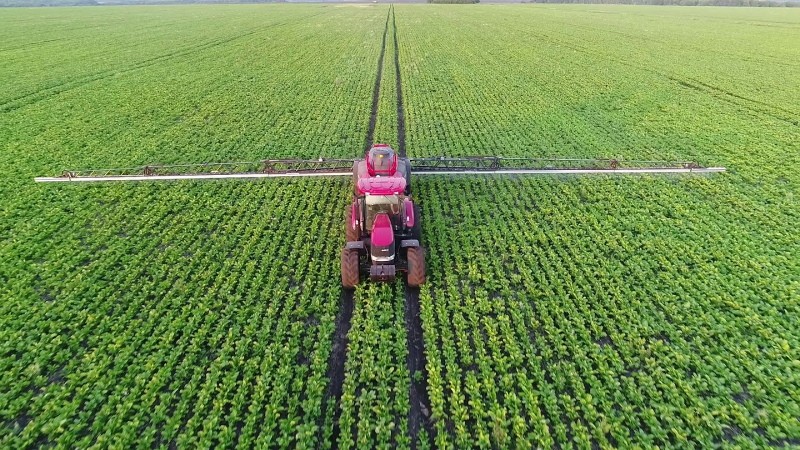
[366,144,398,176]
[365,193,401,230]
[354,144,411,195]
[356,177,406,229]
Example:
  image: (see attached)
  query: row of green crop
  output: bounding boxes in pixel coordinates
[394,4,800,448]
[335,283,412,450]
[395,5,800,181]
[0,5,391,448]
[0,179,354,448]
[525,6,800,119]
[332,9,421,449]
[416,175,799,448]
[0,5,385,177]
[2,4,799,449]
[0,7,312,111]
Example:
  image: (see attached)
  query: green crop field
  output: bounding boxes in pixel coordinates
[1,4,799,449]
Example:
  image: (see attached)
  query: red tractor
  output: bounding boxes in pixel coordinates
[341,144,425,288]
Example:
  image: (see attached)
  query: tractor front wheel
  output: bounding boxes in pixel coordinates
[406,246,426,287]
[341,248,360,289]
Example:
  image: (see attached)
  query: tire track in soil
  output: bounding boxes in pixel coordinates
[404,285,434,448]
[321,290,355,448]
[321,8,391,448]
[392,5,434,448]
[363,8,391,153]
[392,5,407,158]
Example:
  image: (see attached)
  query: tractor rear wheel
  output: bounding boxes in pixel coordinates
[346,207,360,242]
[352,161,360,196]
[341,248,360,289]
[406,246,425,287]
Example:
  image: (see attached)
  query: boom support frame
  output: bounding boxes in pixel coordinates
[34,156,725,183]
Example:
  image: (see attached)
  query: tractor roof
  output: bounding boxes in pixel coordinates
[357,176,406,195]
[367,144,397,176]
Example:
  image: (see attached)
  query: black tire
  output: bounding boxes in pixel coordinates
[345,206,360,242]
[352,162,360,196]
[341,248,360,289]
[406,246,425,287]
[402,158,412,195]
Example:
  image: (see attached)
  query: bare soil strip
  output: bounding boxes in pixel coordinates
[392,5,407,158]
[321,290,355,448]
[364,9,392,153]
[322,9,391,448]
[393,5,434,447]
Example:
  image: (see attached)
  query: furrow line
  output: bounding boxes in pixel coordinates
[364,7,392,153]
[322,7,391,448]
[320,290,355,449]
[393,5,434,448]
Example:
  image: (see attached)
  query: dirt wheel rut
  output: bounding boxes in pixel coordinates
[392,5,434,447]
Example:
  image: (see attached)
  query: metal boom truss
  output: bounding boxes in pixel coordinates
[34,156,725,183]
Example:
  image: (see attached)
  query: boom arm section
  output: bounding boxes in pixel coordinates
[34,159,358,182]
[34,156,725,183]
[408,156,725,175]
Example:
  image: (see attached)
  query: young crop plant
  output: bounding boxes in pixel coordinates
[0,179,354,448]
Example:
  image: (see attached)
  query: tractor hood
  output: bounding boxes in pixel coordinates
[371,213,394,247]
[370,213,395,263]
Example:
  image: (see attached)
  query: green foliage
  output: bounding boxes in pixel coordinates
[428,0,479,4]
[399,4,800,447]
[0,5,388,448]
[1,4,799,449]
[337,284,411,449]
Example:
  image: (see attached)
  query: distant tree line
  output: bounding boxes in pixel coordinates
[0,0,94,5]
[4,0,796,5]
[522,0,797,5]
[1,0,282,5]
